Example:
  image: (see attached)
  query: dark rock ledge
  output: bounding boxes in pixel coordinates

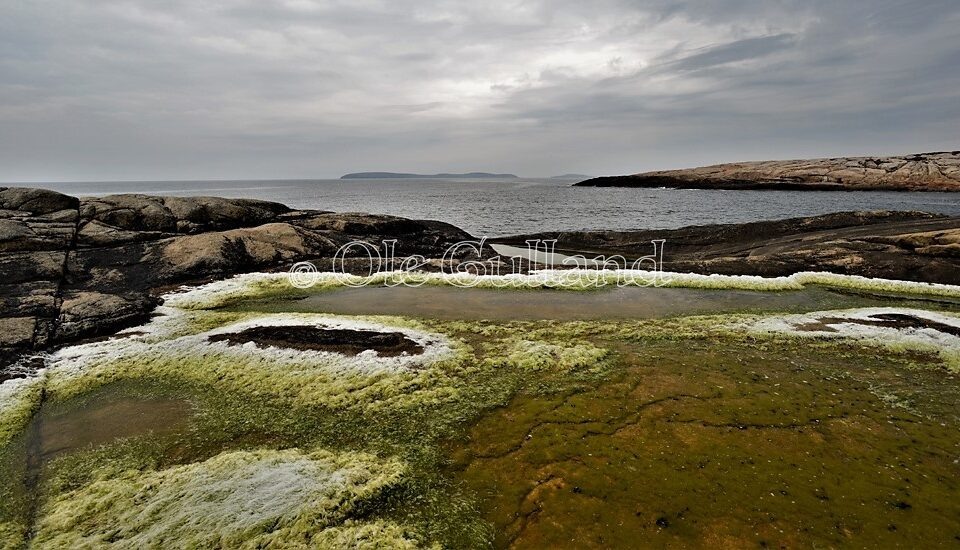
[493,210,960,284]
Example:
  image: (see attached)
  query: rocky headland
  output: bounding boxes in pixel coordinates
[2,186,959,370]
[575,151,960,191]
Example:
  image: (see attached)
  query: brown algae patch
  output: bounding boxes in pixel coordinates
[446,338,960,548]
[208,325,425,357]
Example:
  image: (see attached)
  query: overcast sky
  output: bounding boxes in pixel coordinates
[1,0,959,182]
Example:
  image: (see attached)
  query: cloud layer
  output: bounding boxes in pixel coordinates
[1,0,958,181]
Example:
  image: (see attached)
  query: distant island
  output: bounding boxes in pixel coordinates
[574,151,960,191]
[340,172,518,179]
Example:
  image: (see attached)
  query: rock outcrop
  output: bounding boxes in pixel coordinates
[493,211,960,284]
[3,186,959,372]
[575,151,960,191]
[0,188,473,366]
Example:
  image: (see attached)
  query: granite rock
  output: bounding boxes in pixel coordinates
[576,151,960,191]
[0,188,473,366]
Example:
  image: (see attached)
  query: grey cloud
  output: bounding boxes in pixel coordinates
[661,33,797,72]
[0,0,958,181]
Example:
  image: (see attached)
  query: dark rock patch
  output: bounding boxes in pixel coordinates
[0,356,45,384]
[208,325,424,357]
[794,313,960,337]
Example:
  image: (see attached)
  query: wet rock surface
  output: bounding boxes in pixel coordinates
[0,187,472,366]
[575,151,960,191]
[495,210,960,285]
[208,326,424,356]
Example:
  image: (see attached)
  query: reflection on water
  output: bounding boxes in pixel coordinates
[224,285,950,320]
[30,394,192,463]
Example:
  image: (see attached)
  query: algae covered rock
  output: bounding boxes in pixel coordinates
[32,448,408,548]
[0,520,26,550]
[311,520,421,549]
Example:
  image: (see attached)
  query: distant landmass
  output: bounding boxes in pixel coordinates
[574,151,960,191]
[340,172,518,179]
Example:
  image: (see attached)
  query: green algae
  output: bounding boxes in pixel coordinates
[33,448,407,548]
[487,338,611,374]
[164,270,960,313]
[0,522,24,550]
[13,310,960,547]
[43,341,474,421]
[0,374,46,447]
[3,279,960,548]
[0,438,29,550]
[310,520,422,549]
[9,314,626,547]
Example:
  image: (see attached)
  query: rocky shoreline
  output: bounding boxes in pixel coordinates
[0,187,472,366]
[575,151,960,191]
[2,186,959,369]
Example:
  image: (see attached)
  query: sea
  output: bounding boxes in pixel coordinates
[24,177,960,237]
